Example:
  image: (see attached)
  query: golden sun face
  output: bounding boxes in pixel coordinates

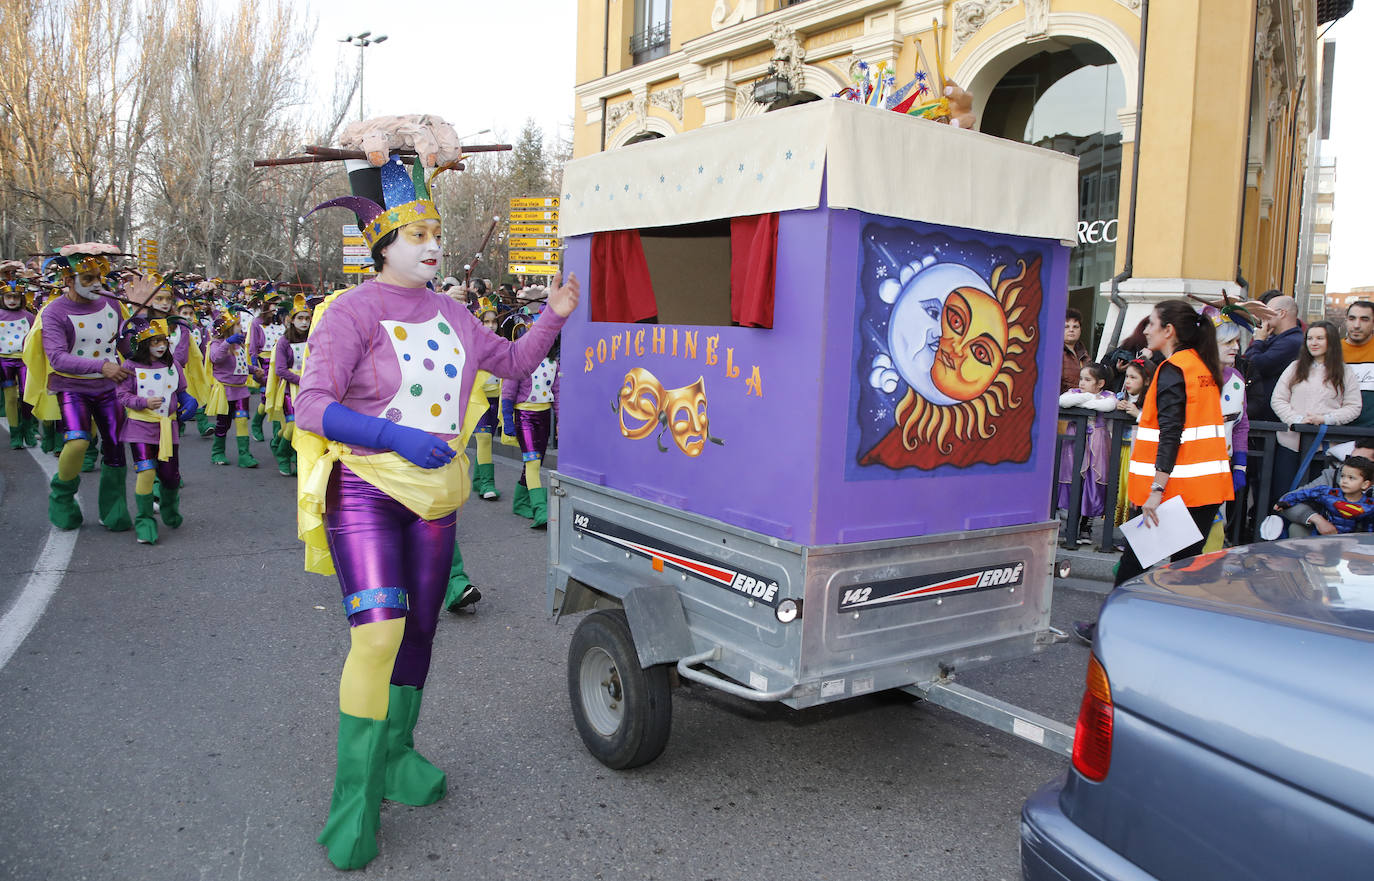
[895,261,1036,454]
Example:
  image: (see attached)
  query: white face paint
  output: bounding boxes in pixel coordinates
[292,314,311,333]
[149,339,169,359]
[74,272,107,301]
[379,220,442,288]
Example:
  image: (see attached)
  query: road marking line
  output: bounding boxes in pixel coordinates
[0,425,80,670]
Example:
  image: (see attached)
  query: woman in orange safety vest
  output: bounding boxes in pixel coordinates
[1075,299,1234,643]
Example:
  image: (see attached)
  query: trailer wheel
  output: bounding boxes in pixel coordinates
[567,609,672,769]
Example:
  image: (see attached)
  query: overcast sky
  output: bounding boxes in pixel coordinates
[1319,2,1371,292]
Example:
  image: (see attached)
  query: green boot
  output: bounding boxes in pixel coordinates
[81,438,99,472]
[22,413,38,447]
[529,486,548,529]
[316,712,388,871]
[159,481,184,528]
[8,423,23,450]
[97,464,132,532]
[40,421,57,454]
[236,435,258,468]
[443,543,481,613]
[195,410,213,437]
[250,408,265,442]
[512,483,533,519]
[134,493,158,544]
[272,433,293,476]
[210,434,229,465]
[477,463,499,500]
[270,419,282,447]
[48,474,83,530]
[383,685,447,806]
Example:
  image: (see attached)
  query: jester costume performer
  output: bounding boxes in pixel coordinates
[267,294,311,476]
[501,319,559,529]
[469,297,502,501]
[206,308,261,468]
[294,141,576,870]
[24,243,132,531]
[248,285,285,444]
[115,318,197,544]
[0,274,38,449]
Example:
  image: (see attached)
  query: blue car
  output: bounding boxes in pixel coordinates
[1021,537,1374,881]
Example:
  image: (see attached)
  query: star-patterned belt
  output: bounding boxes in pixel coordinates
[342,587,409,618]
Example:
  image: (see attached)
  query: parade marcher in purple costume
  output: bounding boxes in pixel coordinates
[268,295,311,475]
[25,243,134,531]
[292,131,579,870]
[206,308,262,468]
[0,278,38,449]
[115,318,197,544]
[248,285,285,444]
[500,319,560,528]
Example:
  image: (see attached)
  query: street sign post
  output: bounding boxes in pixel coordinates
[342,224,375,276]
[507,198,562,279]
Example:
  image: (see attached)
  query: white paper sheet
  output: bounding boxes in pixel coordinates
[1122,495,1205,569]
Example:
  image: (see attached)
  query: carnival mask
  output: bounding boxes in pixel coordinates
[662,378,710,457]
[932,286,1008,401]
[617,368,662,441]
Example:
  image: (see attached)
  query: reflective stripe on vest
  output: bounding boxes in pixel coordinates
[1128,348,1235,507]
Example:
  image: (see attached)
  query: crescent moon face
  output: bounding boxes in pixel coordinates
[885,263,992,407]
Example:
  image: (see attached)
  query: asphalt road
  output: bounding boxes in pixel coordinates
[0,428,1103,881]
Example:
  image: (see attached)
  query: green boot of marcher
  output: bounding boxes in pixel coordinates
[81,439,99,472]
[476,463,499,500]
[250,409,265,442]
[22,414,38,447]
[9,424,23,450]
[272,434,293,476]
[40,421,57,453]
[159,482,184,528]
[383,685,447,806]
[236,435,258,468]
[529,486,548,529]
[270,420,282,447]
[317,712,388,871]
[195,410,213,437]
[98,464,131,532]
[48,474,83,530]
[134,493,158,544]
[512,483,533,519]
[210,434,229,465]
[443,543,481,613]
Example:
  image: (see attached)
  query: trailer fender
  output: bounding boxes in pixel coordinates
[622,584,696,669]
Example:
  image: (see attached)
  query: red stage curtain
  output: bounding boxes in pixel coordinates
[730,213,778,328]
[591,229,658,322]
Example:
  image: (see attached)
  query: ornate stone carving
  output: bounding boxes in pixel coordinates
[767,23,807,93]
[1112,0,1141,10]
[605,100,632,133]
[1023,0,1050,40]
[952,0,1016,53]
[711,0,760,31]
[605,91,650,133]
[650,86,684,122]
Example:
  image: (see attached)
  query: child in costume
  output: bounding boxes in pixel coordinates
[501,323,560,528]
[115,318,196,544]
[468,296,503,501]
[1112,358,1154,535]
[0,280,38,449]
[24,243,133,531]
[206,308,262,467]
[249,285,286,444]
[291,133,578,870]
[268,295,311,475]
[1275,456,1374,534]
[1058,362,1117,540]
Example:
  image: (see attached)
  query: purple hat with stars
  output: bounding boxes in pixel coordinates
[305,153,438,249]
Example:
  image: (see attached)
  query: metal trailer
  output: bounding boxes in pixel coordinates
[547,473,1073,769]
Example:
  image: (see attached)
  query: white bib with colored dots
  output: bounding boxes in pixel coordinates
[526,358,557,404]
[135,364,178,417]
[289,342,307,375]
[379,315,467,434]
[69,304,120,377]
[0,318,28,356]
[232,344,250,376]
[262,323,285,355]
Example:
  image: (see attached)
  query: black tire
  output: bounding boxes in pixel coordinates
[566,609,672,769]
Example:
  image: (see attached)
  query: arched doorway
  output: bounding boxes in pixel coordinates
[980,41,1128,351]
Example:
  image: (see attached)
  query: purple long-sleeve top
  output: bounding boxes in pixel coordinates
[209,338,253,402]
[40,294,124,393]
[169,323,194,368]
[115,358,187,445]
[274,335,304,386]
[294,279,567,456]
[0,307,34,358]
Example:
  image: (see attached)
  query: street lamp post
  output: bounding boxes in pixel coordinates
[340,32,388,120]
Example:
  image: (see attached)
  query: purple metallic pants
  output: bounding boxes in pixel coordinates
[0,356,25,389]
[281,390,295,422]
[515,409,551,486]
[59,388,125,467]
[129,442,180,485]
[214,405,251,437]
[323,464,456,689]
[474,396,498,434]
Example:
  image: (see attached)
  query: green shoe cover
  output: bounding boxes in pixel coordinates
[81,441,99,472]
[48,474,83,530]
[236,435,258,468]
[9,428,23,450]
[98,465,131,532]
[195,411,213,436]
[477,463,499,499]
[512,483,533,519]
[444,543,475,612]
[529,486,548,528]
[317,712,388,871]
[250,409,265,442]
[159,483,184,529]
[383,685,447,806]
[22,416,38,447]
[270,419,282,446]
[134,493,158,544]
[40,422,57,454]
[210,434,228,465]
[273,434,294,475]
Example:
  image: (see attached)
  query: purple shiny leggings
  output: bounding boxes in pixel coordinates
[59,387,125,467]
[281,390,295,421]
[324,465,456,688]
[129,442,180,485]
[214,397,251,437]
[515,408,551,485]
[474,396,498,433]
[0,356,26,388]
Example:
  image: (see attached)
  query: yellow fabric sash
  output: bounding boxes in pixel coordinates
[125,408,175,460]
[265,351,288,422]
[182,337,211,403]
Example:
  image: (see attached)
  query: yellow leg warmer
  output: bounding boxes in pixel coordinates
[135,469,157,495]
[4,386,18,431]
[475,432,493,466]
[524,458,542,490]
[57,438,89,480]
[338,617,406,720]
[234,415,250,437]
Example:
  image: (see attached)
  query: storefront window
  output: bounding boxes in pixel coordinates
[982,43,1126,349]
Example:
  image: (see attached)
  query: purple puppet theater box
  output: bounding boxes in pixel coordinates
[553,100,1078,547]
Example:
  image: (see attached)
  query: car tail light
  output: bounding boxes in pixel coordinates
[1072,654,1113,781]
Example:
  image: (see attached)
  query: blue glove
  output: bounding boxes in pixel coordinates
[226,333,245,345]
[176,391,199,420]
[501,399,517,438]
[1232,467,1246,492]
[321,402,455,469]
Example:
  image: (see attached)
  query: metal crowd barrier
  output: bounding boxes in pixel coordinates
[1053,408,1374,552]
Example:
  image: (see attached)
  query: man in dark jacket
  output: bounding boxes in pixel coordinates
[1244,293,1302,423]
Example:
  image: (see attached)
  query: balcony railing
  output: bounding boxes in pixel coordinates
[630,22,670,62]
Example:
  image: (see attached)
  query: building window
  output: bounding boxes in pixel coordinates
[631,0,671,65]
[1314,233,1331,256]
[1311,262,1327,284]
